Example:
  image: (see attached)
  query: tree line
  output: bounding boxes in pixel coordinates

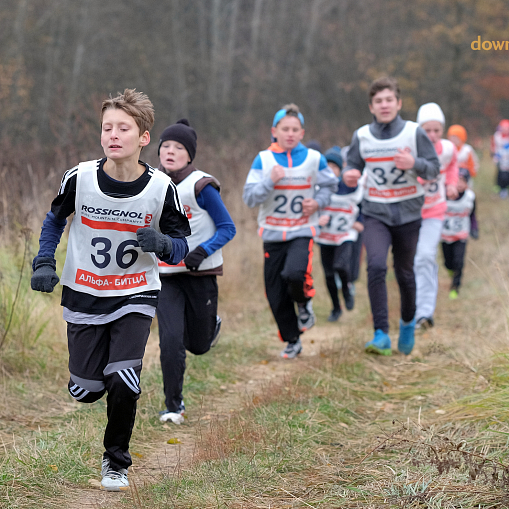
[1,0,508,163]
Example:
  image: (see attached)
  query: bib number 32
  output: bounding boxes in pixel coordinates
[372,167,407,186]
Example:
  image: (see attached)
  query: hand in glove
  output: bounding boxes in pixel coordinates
[470,228,479,240]
[136,227,173,257]
[31,256,59,293]
[184,246,208,271]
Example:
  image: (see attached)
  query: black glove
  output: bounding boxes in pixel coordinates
[470,228,479,240]
[31,256,59,293]
[136,227,173,257]
[184,246,208,271]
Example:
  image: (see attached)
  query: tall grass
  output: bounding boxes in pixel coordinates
[3,145,509,508]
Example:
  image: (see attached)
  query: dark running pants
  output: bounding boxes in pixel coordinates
[264,237,315,342]
[497,166,509,190]
[441,240,467,290]
[363,216,421,333]
[67,313,152,471]
[320,242,354,311]
[157,274,218,413]
[351,232,364,282]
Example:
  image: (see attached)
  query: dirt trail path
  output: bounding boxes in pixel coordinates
[66,323,343,508]
[66,303,497,509]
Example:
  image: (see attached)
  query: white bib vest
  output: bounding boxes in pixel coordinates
[159,170,223,274]
[317,176,365,246]
[359,121,424,204]
[422,139,455,210]
[257,149,321,232]
[60,160,170,296]
[441,189,475,243]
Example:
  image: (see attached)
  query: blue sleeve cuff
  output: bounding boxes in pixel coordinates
[160,236,189,265]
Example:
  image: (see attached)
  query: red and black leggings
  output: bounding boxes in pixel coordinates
[263,237,315,342]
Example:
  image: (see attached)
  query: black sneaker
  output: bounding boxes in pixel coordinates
[415,316,434,330]
[327,308,342,322]
[280,338,302,359]
[210,315,222,347]
[344,293,355,311]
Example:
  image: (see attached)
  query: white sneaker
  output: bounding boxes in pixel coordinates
[159,401,185,424]
[297,300,315,332]
[100,457,129,491]
[159,411,185,424]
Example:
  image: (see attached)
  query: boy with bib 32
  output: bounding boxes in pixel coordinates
[243,104,337,358]
[30,90,190,491]
[342,77,440,356]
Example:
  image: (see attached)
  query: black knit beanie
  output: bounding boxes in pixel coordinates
[158,118,197,161]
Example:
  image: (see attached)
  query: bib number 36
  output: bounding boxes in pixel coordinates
[91,237,139,269]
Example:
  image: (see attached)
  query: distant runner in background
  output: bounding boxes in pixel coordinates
[317,146,364,322]
[414,103,459,330]
[447,124,479,183]
[156,119,236,425]
[342,77,440,356]
[490,119,509,199]
[441,168,478,299]
[243,104,337,359]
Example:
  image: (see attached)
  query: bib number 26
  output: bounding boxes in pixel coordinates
[91,237,139,269]
[274,194,304,214]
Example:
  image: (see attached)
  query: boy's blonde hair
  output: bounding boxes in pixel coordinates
[101,89,155,134]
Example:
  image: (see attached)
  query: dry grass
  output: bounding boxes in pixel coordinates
[3,145,509,508]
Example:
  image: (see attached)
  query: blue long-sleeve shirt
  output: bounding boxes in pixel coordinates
[196,184,236,255]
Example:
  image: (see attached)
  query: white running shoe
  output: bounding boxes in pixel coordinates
[100,457,129,491]
[159,400,185,424]
[159,411,185,424]
[297,300,315,332]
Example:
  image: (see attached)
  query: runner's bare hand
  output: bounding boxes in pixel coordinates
[342,169,361,187]
[270,165,285,183]
[302,198,318,216]
[393,147,415,170]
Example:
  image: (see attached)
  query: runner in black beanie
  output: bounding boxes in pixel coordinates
[158,119,197,161]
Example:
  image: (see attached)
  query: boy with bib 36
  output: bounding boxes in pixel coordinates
[243,104,337,359]
[342,77,440,356]
[30,90,190,491]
